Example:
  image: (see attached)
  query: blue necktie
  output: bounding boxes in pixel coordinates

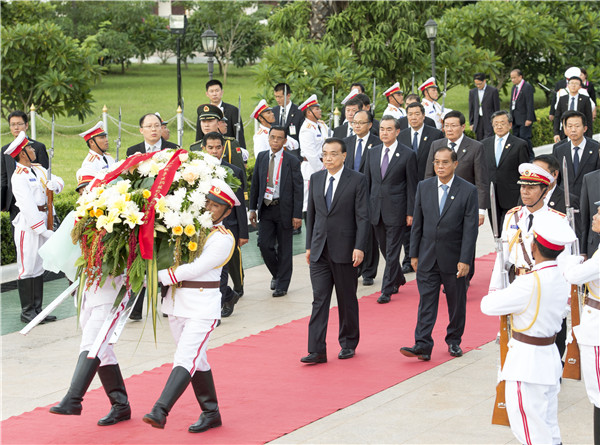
[495,137,503,166]
[412,132,419,152]
[439,184,449,215]
[354,139,363,171]
[569,97,575,110]
[326,176,334,211]
[573,146,580,175]
[381,147,390,178]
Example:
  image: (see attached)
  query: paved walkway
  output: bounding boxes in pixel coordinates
[1,221,593,443]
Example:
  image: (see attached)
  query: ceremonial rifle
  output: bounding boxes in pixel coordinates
[20,281,79,335]
[236,95,242,141]
[562,157,582,380]
[372,78,376,114]
[46,115,55,230]
[441,68,447,113]
[490,183,511,426]
[328,87,335,137]
[115,107,122,162]
[280,85,287,127]
[411,71,415,95]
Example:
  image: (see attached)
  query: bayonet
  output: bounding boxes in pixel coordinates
[372,78,376,113]
[328,87,335,137]
[236,95,242,141]
[411,71,415,95]
[281,84,287,127]
[441,68,447,112]
[20,281,79,335]
[116,107,122,161]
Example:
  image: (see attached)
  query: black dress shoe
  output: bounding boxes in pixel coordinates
[392,276,407,294]
[338,348,355,359]
[362,278,374,286]
[448,344,463,357]
[129,313,142,321]
[300,352,327,364]
[272,289,287,297]
[377,294,391,304]
[399,346,431,361]
[270,279,277,290]
[401,264,414,274]
[234,288,244,298]
[221,291,240,317]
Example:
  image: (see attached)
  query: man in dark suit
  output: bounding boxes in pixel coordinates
[398,94,437,130]
[482,110,529,230]
[425,110,489,226]
[509,69,536,160]
[400,146,479,361]
[365,116,418,303]
[397,102,444,273]
[552,110,600,200]
[301,138,369,364]
[580,170,600,257]
[468,73,500,141]
[202,132,249,317]
[553,76,594,142]
[344,110,381,285]
[272,83,304,153]
[333,96,362,139]
[249,126,303,297]
[356,93,380,135]
[126,113,179,157]
[1,110,49,222]
[195,79,246,148]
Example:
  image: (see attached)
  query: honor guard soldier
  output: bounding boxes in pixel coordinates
[382,82,406,119]
[252,99,299,159]
[155,112,171,141]
[563,200,600,444]
[218,116,249,167]
[298,94,328,213]
[419,77,443,130]
[489,163,568,291]
[143,179,239,433]
[482,212,576,445]
[79,122,114,173]
[7,132,64,323]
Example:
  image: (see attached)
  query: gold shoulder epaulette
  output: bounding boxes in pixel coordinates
[548,208,566,217]
[507,205,522,215]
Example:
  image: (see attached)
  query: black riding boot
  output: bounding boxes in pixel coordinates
[33,274,56,322]
[143,366,191,429]
[97,364,131,426]
[18,278,37,323]
[188,369,222,433]
[594,406,600,445]
[49,351,100,415]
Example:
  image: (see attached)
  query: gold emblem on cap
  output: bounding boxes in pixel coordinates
[523,170,530,176]
[214,187,221,194]
[203,105,209,112]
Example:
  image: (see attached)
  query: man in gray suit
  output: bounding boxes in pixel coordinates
[301,138,369,364]
[401,146,479,361]
[580,170,600,257]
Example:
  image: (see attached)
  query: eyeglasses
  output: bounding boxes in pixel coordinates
[433,160,452,166]
[351,121,369,126]
[443,124,462,129]
[141,124,161,130]
[322,152,342,158]
[492,121,510,127]
[9,122,26,128]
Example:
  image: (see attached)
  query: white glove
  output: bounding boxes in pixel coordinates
[157,269,170,286]
[46,179,61,192]
[240,148,249,162]
[41,229,54,239]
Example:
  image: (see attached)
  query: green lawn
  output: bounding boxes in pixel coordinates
[1,63,551,192]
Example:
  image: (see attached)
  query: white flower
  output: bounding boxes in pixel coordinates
[163,210,181,228]
[198,211,213,229]
[115,179,131,195]
[180,210,194,227]
[165,188,187,211]
[197,180,211,194]
[122,207,146,229]
[179,152,189,163]
[96,209,121,233]
[137,160,153,176]
[188,189,206,209]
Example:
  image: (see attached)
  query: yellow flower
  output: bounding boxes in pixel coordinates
[89,209,96,217]
[184,224,196,237]
[188,241,198,251]
[142,189,151,199]
[154,197,167,215]
[125,193,131,201]
[94,209,103,217]
[172,225,183,236]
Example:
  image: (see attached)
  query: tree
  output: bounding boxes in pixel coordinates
[1,22,103,121]
[0,0,56,24]
[84,21,137,74]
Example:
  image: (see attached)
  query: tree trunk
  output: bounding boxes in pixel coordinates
[309,1,332,41]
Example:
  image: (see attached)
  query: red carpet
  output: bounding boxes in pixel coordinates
[2,254,497,444]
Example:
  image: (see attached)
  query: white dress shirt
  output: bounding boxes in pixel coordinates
[324,166,344,200]
[437,175,455,207]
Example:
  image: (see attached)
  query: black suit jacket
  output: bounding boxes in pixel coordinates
[552,137,600,199]
[221,160,248,239]
[553,94,594,139]
[195,102,246,148]
[272,103,304,144]
[398,116,436,131]
[125,138,178,157]
[343,133,381,173]
[425,136,489,209]
[249,150,303,230]
[1,139,49,216]
[398,125,444,181]
[510,80,536,126]
[410,175,479,273]
[306,167,369,263]
[482,134,529,210]
[580,170,600,256]
[364,142,418,226]
[468,85,500,138]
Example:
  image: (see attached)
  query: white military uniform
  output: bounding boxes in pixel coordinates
[298,119,328,211]
[81,149,115,173]
[422,98,443,129]
[158,223,235,374]
[482,261,569,445]
[12,162,64,279]
[253,124,299,159]
[563,251,600,408]
[383,103,405,119]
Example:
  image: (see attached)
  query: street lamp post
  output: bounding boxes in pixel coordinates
[169,15,187,110]
[424,18,438,80]
[201,27,218,81]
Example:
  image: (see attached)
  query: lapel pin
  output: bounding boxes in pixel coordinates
[395,153,399,157]
[506,144,511,148]
[368,144,372,148]
[450,196,455,200]
[590,150,593,154]
[550,201,555,206]
[462,149,466,153]
[424,136,428,141]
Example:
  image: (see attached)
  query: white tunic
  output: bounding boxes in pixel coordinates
[81,149,115,173]
[422,98,443,129]
[383,104,406,119]
[298,119,327,180]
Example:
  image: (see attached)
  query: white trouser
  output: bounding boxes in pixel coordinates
[79,303,117,366]
[580,344,600,407]
[14,228,44,279]
[168,316,218,374]
[505,380,561,445]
